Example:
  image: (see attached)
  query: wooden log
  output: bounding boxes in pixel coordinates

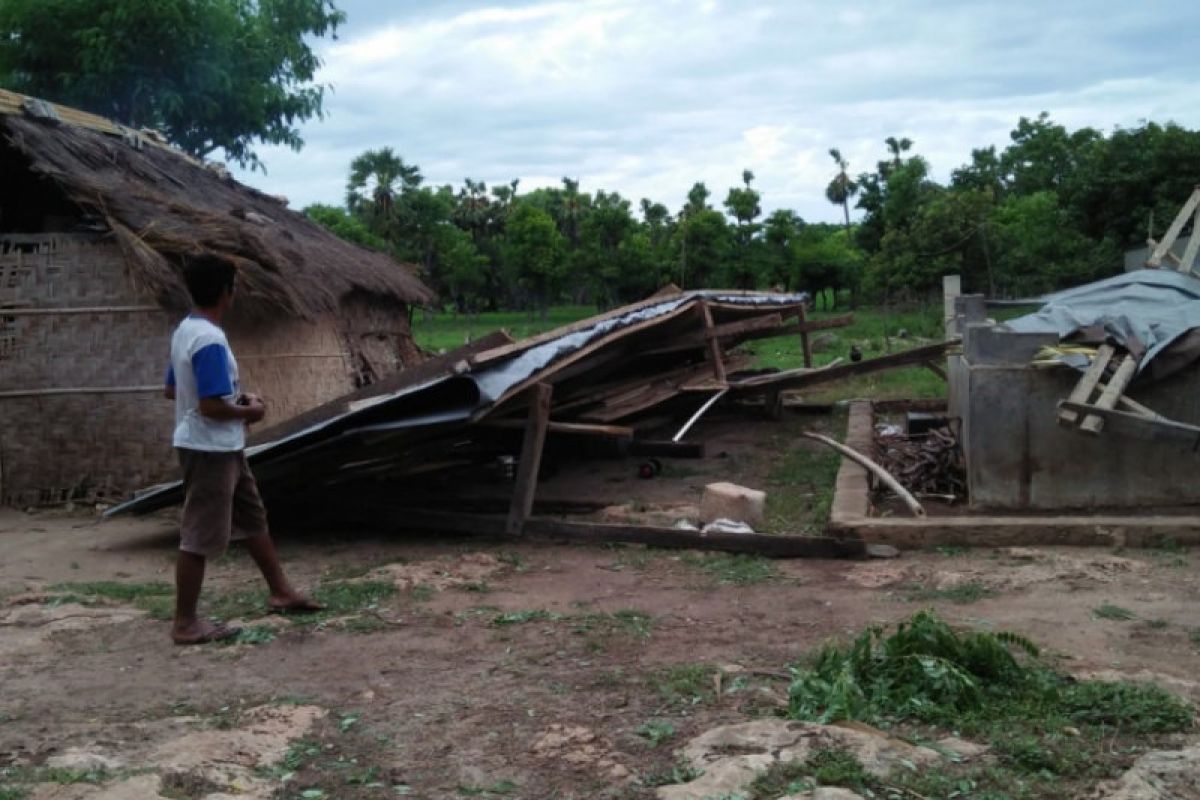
[506,383,553,535]
[801,431,926,518]
[1080,355,1137,434]
[697,300,727,384]
[1057,344,1114,426]
[384,508,866,558]
[1147,187,1200,267]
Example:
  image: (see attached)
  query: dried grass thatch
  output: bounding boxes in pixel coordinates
[0,93,435,317]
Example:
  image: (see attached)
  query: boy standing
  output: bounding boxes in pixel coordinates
[164,257,318,644]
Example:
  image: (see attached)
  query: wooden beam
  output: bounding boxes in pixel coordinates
[640,313,853,356]
[1148,187,1200,267]
[1056,344,1114,426]
[729,341,952,394]
[923,361,948,381]
[697,300,727,384]
[1080,355,1137,434]
[1147,238,1184,267]
[797,305,814,368]
[506,383,553,535]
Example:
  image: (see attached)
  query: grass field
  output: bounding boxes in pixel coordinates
[411,300,952,402]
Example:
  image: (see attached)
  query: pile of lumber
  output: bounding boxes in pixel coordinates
[875,424,965,499]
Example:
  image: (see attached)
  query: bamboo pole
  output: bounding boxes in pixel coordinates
[801,431,926,518]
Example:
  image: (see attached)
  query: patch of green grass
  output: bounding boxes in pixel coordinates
[785,610,1194,792]
[205,587,269,622]
[763,429,841,533]
[410,585,435,602]
[312,580,396,615]
[412,305,595,353]
[652,663,717,708]
[748,747,874,798]
[225,624,277,646]
[905,580,997,604]
[1093,602,1136,621]
[47,580,173,602]
[634,719,676,747]
[573,609,655,639]
[0,788,26,800]
[681,552,778,585]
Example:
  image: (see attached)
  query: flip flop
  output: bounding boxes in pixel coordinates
[267,597,325,615]
[173,623,242,646]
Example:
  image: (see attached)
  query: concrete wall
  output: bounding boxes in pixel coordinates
[958,323,1200,510]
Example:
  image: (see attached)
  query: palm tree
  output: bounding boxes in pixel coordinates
[825,148,858,231]
[346,147,421,216]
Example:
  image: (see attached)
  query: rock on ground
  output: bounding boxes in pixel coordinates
[657,718,945,800]
[1089,741,1200,799]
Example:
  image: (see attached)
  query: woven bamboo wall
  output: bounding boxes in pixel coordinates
[0,235,177,507]
[225,314,358,425]
[0,235,418,507]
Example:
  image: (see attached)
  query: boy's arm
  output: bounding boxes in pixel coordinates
[192,343,264,423]
[164,364,176,400]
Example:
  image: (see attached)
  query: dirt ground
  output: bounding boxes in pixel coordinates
[2,418,1199,799]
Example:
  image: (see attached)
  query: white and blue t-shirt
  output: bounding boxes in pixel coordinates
[165,315,244,451]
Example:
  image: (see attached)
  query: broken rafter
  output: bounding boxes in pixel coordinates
[1080,355,1137,434]
[505,383,553,535]
[1056,343,1115,427]
[730,341,952,394]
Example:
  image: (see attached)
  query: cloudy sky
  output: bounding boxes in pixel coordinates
[232,0,1200,223]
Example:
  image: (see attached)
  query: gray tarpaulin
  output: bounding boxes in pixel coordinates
[1006,269,1200,374]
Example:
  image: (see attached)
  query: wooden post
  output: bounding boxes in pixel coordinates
[697,300,727,384]
[506,383,553,535]
[942,275,962,338]
[797,304,814,368]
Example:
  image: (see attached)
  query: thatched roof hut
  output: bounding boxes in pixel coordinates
[0,89,435,507]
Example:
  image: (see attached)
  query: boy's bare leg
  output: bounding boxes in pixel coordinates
[243,533,320,610]
[173,551,229,641]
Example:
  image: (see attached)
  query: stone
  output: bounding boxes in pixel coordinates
[699,482,766,526]
[655,754,773,800]
[865,544,900,559]
[1089,741,1200,799]
[934,736,991,761]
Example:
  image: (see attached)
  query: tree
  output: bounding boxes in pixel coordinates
[346,148,422,221]
[0,0,344,169]
[304,204,389,251]
[502,203,567,315]
[825,148,858,230]
[723,169,764,288]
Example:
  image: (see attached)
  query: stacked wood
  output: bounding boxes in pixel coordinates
[874,424,965,499]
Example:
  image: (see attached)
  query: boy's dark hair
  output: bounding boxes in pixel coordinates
[182,255,236,307]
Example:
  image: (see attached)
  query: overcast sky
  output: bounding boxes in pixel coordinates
[231,0,1200,224]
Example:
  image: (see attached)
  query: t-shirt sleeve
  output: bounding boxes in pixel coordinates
[165,364,176,387]
[191,343,233,398]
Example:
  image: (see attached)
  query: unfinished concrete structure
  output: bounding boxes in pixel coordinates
[948,280,1200,511]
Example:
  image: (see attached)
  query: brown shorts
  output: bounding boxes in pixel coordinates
[177,449,269,558]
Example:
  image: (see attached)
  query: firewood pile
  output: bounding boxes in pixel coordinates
[875,424,966,499]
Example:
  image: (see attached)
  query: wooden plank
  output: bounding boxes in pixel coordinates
[697,300,727,384]
[729,341,952,393]
[1180,207,1200,273]
[1148,188,1200,267]
[1058,400,1200,447]
[1056,344,1114,426]
[1080,355,1137,434]
[506,383,553,535]
[387,508,866,558]
[479,419,633,438]
[1147,238,1184,268]
[797,305,814,368]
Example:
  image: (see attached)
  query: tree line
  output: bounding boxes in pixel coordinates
[309,115,1200,312]
[4,2,1199,309]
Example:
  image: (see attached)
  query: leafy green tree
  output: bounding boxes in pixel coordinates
[723,169,764,288]
[990,192,1116,296]
[304,204,389,251]
[763,209,804,290]
[0,0,344,169]
[502,203,568,314]
[999,113,1100,196]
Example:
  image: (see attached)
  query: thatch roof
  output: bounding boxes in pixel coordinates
[0,89,435,316]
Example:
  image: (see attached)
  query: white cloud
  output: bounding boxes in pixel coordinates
[232,0,1200,223]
